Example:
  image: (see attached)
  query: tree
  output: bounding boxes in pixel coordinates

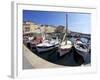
[55,25,65,33]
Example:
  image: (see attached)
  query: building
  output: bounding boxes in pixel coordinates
[23,21,56,36]
[23,21,40,34]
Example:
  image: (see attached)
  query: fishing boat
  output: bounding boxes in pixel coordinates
[36,37,59,53]
[58,13,72,57]
[58,33,72,56]
[58,41,72,56]
[30,37,43,48]
[36,26,59,53]
[74,39,89,61]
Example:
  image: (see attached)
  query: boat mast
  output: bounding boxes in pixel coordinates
[65,13,68,44]
[61,13,68,44]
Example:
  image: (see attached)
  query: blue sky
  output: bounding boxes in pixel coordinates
[23,10,91,34]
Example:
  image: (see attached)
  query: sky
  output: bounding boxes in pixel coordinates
[23,10,91,34]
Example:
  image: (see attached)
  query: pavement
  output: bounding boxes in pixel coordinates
[23,55,33,69]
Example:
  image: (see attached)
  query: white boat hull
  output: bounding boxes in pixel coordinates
[74,41,89,61]
[75,49,89,61]
[37,45,58,52]
[58,48,72,56]
[36,39,59,53]
[59,40,72,56]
